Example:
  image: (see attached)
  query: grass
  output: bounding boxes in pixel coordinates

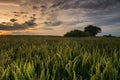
[0,36,120,80]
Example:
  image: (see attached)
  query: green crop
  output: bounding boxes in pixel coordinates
[0,36,120,80]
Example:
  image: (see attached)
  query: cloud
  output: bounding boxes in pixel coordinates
[1,0,120,36]
[0,19,37,31]
[66,20,88,26]
[41,27,54,30]
[50,0,120,10]
[0,0,20,3]
[44,21,62,26]
[13,11,29,14]
[12,0,120,15]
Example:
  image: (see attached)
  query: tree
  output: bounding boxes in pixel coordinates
[103,34,115,37]
[64,29,89,37]
[84,25,101,36]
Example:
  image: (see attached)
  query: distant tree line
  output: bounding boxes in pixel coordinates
[103,34,116,37]
[64,25,102,37]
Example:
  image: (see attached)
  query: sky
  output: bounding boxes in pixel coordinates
[0,0,120,36]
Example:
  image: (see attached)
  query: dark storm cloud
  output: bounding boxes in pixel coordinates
[23,0,120,11]
[18,0,120,16]
[0,19,37,31]
[50,0,120,10]
[8,0,120,35]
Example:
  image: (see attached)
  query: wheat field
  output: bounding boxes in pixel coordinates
[0,36,120,80]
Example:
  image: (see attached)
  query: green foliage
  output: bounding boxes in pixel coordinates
[64,25,102,37]
[103,34,115,37]
[0,36,120,80]
[84,25,101,36]
[64,29,89,37]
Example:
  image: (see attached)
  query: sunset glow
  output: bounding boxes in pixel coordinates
[0,0,120,36]
[0,31,11,35]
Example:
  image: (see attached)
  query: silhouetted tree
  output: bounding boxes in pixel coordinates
[108,34,112,37]
[64,29,89,37]
[103,34,115,37]
[84,25,101,36]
